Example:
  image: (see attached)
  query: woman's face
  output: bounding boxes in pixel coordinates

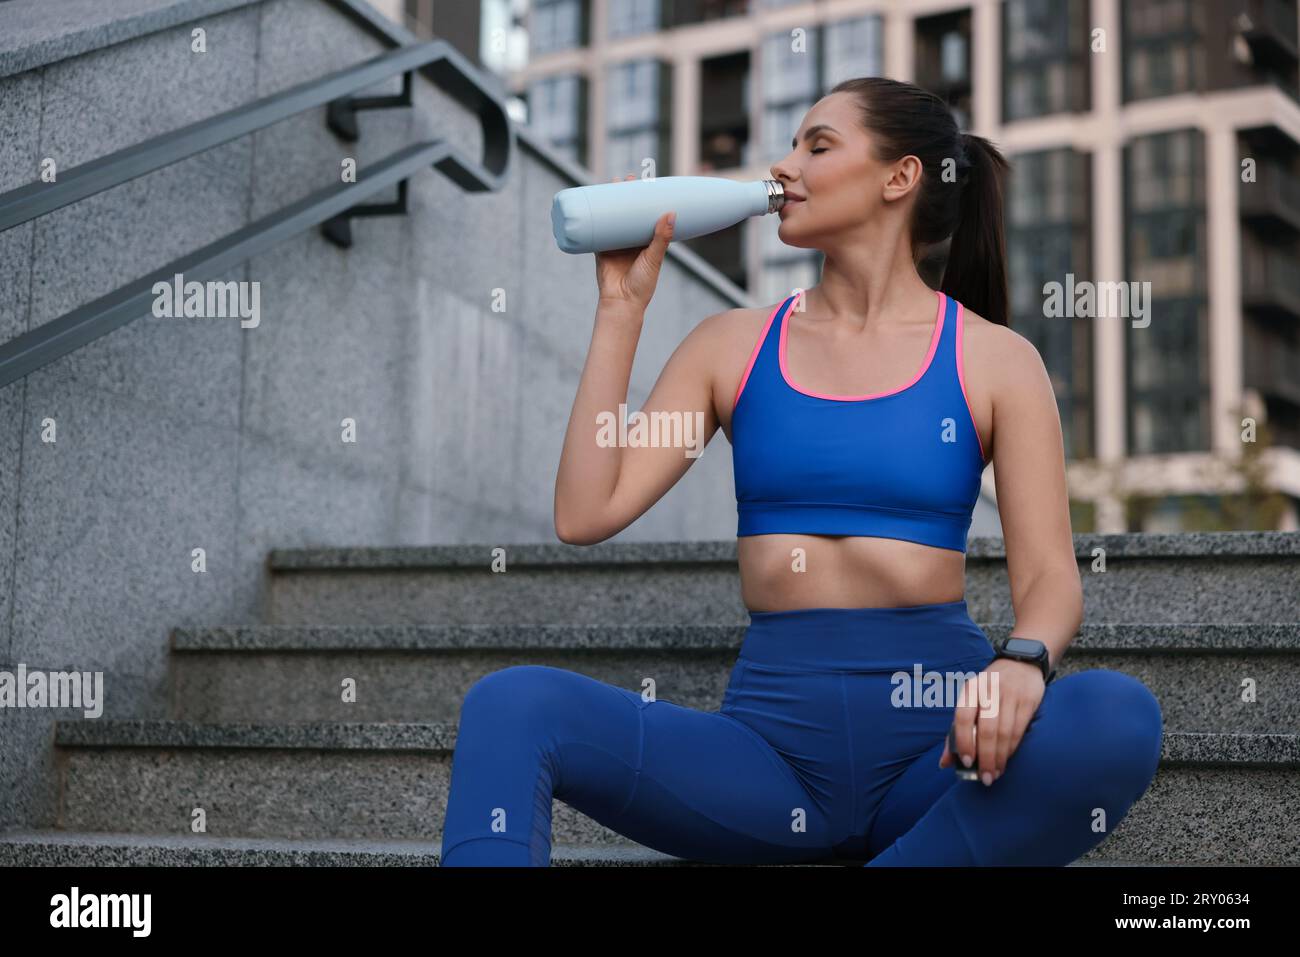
[769,92,901,249]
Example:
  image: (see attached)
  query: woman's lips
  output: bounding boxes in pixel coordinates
[780,198,804,214]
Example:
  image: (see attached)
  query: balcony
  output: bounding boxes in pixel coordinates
[1244,325,1300,406]
[1238,0,1299,66]
[1239,155,1300,234]
[1242,236,1300,319]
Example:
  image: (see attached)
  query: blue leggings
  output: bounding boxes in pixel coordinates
[439,601,1163,866]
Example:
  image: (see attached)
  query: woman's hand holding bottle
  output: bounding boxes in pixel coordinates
[594,173,675,316]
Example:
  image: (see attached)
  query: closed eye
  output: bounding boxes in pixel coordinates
[811,147,828,154]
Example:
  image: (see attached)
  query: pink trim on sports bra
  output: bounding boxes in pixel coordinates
[778,289,946,402]
[955,298,988,464]
[732,298,787,411]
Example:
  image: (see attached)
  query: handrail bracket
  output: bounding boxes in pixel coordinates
[321,179,410,247]
[327,71,414,141]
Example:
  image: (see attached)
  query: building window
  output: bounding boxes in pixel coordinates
[822,15,884,90]
[527,73,589,167]
[1002,0,1090,121]
[699,51,750,171]
[670,0,752,27]
[915,9,973,129]
[755,16,881,298]
[608,0,662,38]
[606,59,673,177]
[1122,0,1206,102]
[1125,0,1300,102]
[760,16,885,166]
[1124,129,1209,454]
[761,28,820,166]
[531,0,589,56]
[1006,148,1094,459]
[482,0,530,74]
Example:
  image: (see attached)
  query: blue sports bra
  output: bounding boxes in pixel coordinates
[730,288,987,552]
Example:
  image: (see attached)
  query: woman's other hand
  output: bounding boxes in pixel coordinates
[939,657,1046,785]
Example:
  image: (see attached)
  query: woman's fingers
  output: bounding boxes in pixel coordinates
[944,671,1035,784]
[977,702,1002,784]
[948,680,978,770]
[640,211,673,263]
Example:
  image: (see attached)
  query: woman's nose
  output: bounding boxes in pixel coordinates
[771,151,797,181]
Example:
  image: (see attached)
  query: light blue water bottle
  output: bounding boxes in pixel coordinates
[551,175,787,254]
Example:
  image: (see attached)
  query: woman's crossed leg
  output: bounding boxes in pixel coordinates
[864,668,1164,866]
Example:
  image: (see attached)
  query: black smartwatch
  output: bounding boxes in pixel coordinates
[992,636,1056,685]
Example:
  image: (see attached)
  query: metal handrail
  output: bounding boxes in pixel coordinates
[0,143,469,387]
[0,40,506,232]
[0,32,514,389]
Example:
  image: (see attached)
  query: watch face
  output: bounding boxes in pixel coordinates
[1004,638,1043,657]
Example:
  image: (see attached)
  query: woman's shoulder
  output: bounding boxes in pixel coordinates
[960,307,1045,367]
[707,295,793,326]
[693,299,787,347]
[959,306,1054,398]
[690,300,793,414]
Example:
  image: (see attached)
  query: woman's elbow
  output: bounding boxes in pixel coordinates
[553,513,583,545]
[554,513,607,546]
[1058,562,1085,622]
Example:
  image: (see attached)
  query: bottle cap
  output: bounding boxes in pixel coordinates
[763,179,785,214]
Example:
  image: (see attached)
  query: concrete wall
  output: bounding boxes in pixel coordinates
[0,0,747,832]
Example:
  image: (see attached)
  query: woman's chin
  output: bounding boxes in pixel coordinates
[776,224,815,249]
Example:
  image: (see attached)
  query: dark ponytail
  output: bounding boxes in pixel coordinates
[828,77,1011,326]
[944,131,1010,327]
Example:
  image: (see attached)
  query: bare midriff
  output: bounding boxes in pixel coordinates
[736,534,966,611]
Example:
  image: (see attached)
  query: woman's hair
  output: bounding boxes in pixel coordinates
[828,76,1011,327]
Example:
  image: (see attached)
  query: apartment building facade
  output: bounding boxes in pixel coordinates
[506,0,1300,534]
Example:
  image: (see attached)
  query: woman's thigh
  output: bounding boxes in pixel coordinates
[446,663,840,864]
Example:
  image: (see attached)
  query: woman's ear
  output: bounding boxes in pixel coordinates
[882,154,923,204]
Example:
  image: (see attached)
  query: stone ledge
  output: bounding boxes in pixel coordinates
[51,719,1300,766]
[168,621,1300,653]
[0,830,1255,867]
[266,532,1300,570]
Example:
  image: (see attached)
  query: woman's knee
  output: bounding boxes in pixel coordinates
[459,664,575,723]
[1052,668,1163,788]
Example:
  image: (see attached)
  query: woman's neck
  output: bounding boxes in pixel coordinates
[804,247,934,331]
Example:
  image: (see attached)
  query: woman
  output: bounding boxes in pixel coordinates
[439,78,1163,867]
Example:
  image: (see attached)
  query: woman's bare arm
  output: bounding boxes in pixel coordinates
[553,304,732,545]
[979,318,1083,671]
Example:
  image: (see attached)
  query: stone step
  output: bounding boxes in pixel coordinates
[48,720,1300,865]
[169,622,1300,734]
[0,829,1189,866]
[263,533,1300,627]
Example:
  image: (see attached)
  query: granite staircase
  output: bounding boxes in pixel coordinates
[2,532,1297,866]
